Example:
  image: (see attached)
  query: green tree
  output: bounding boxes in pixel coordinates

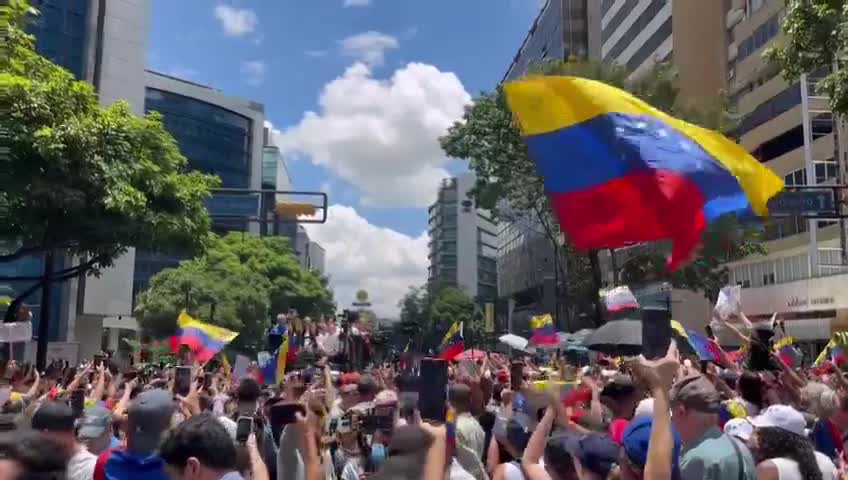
[429,287,482,349]
[441,60,756,326]
[135,233,335,354]
[766,0,848,115]
[0,1,219,322]
[397,286,429,349]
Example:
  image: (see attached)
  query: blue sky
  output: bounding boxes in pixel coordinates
[147,0,540,316]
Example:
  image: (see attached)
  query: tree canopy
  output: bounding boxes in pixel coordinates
[441,60,762,325]
[135,233,335,354]
[397,285,482,352]
[0,0,219,317]
[767,0,848,115]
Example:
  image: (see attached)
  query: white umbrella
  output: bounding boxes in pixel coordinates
[499,333,529,351]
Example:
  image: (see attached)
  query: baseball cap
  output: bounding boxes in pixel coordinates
[600,374,636,399]
[723,418,754,442]
[634,398,655,417]
[670,375,720,413]
[622,416,682,478]
[556,431,619,478]
[127,389,174,454]
[77,405,113,440]
[31,401,75,433]
[751,404,807,436]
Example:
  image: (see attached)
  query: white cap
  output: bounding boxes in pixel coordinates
[751,404,807,436]
[634,398,655,417]
[723,418,754,441]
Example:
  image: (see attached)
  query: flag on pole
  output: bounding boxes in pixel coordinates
[276,327,289,385]
[439,322,464,361]
[529,314,558,345]
[176,310,239,362]
[503,75,784,269]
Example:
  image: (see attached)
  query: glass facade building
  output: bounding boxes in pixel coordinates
[144,88,253,189]
[28,0,89,80]
[133,87,256,299]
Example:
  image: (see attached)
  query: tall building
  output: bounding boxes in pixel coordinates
[428,175,498,302]
[720,0,848,350]
[5,0,152,362]
[599,0,672,78]
[133,71,266,299]
[504,0,590,81]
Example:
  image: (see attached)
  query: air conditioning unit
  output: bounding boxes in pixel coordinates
[728,43,739,63]
[726,8,745,29]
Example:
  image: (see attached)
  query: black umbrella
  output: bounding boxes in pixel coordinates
[583,319,643,356]
[583,319,693,357]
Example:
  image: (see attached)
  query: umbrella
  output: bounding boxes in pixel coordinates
[454,348,487,361]
[499,334,529,351]
[583,320,643,356]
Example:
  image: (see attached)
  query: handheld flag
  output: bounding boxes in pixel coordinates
[276,327,289,385]
[529,314,558,345]
[439,322,464,361]
[504,76,784,270]
[176,311,239,362]
[257,351,275,385]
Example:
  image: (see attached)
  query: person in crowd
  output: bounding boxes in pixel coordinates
[30,400,97,480]
[0,428,70,480]
[599,374,640,444]
[670,374,757,480]
[448,383,486,478]
[94,389,173,480]
[77,405,120,455]
[159,413,243,480]
[749,404,837,480]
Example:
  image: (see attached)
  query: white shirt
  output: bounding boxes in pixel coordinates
[317,332,340,356]
[66,447,97,480]
[768,452,837,480]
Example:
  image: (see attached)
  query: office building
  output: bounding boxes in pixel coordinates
[291,227,325,276]
[428,174,499,302]
[599,0,672,78]
[504,0,590,81]
[3,0,152,363]
[719,0,848,350]
[133,71,266,299]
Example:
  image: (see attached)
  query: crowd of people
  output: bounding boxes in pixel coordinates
[1,309,848,480]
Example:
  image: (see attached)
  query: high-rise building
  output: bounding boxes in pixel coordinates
[428,174,498,302]
[599,0,672,78]
[133,71,266,299]
[719,0,848,351]
[504,0,590,81]
[5,0,152,362]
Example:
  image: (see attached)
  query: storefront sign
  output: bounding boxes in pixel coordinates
[741,273,848,316]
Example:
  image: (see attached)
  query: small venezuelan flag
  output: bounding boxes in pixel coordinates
[446,406,456,449]
[438,322,464,361]
[276,327,289,385]
[503,76,784,270]
[177,311,239,363]
[529,314,558,345]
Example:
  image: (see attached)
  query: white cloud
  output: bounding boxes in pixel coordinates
[241,60,266,86]
[277,62,471,207]
[304,50,328,58]
[343,0,371,7]
[339,31,399,67]
[214,5,258,36]
[304,205,427,318]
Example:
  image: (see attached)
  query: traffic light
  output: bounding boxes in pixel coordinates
[275,202,316,218]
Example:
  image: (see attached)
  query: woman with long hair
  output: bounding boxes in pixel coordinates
[751,427,837,480]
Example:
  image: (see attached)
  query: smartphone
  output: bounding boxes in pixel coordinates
[269,402,306,427]
[510,361,524,391]
[174,366,192,397]
[641,306,672,360]
[236,416,253,444]
[70,389,85,417]
[418,358,448,423]
[93,354,105,368]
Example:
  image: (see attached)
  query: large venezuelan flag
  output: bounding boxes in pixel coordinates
[177,310,239,363]
[439,321,464,361]
[504,76,784,269]
[529,314,558,345]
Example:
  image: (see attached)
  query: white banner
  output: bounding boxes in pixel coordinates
[0,321,31,343]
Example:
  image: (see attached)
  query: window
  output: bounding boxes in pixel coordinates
[738,14,780,62]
